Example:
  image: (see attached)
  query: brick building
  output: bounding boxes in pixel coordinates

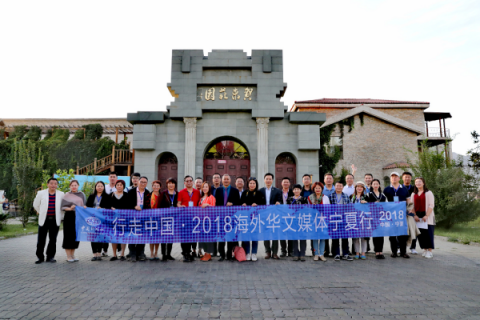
[291,98,452,186]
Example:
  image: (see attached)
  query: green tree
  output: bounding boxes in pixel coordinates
[84,124,103,141]
[467,131,480,172]
[406,141,480,228]
[319,124,342,178]
[9,126,28,140]
[13,140,44,227]
[23,126,42,141]
[41,169,75,192]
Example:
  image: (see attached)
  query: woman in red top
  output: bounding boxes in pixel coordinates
[411,177,434,259]
[198,182,216,261]
[145,180,162,261]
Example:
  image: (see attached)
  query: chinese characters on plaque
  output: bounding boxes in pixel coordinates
[204,87,254,101]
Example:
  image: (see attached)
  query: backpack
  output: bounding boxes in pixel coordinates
[234,246,246,262]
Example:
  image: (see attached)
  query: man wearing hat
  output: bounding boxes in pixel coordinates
[383,172,411,258]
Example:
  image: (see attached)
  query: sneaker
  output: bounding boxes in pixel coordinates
[422,250,427,257]
[334,255,340,261]
[319,256,327,262]
[246,253,251,261]
[410,249,418,255]
[360,255,366,260]
[102,251,108,257]
[354,255,360,260]
[313,255,319,261]
[344,255,353,261]
[251,254,257,261]
[425,251,433,259]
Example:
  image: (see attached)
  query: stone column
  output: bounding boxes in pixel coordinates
[184,117,197,178]
[256,117,270,188]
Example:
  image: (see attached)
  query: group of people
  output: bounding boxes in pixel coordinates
[33,168,436,264]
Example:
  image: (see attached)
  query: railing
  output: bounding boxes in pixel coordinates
[425,127,450,138]
[78,148,133,175]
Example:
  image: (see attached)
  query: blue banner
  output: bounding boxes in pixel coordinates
[75,202,408,244]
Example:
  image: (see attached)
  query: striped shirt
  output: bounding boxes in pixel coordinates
[47,193,56,216]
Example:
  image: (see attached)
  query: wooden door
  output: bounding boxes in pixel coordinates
[275,153,296,188]
[158,153,178,191]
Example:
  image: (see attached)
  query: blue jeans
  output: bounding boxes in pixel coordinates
[242,241,258,254]
[312,239,325,256]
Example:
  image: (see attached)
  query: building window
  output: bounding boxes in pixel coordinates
[326,137,343,159]
[383,176,390,188]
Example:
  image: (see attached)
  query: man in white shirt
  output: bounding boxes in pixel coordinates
[343,174,355,197]
[105,171,117,195]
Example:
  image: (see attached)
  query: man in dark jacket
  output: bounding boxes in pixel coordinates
[258,173,282,259]
[215,174,241,261]
[126,176,151,262]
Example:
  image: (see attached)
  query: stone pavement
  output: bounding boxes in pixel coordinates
[1,233,480,320]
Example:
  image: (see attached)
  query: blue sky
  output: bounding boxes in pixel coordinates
[1,0,478,154]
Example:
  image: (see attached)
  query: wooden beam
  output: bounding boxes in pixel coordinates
[443,118,447,137]
[115,128,119,143]
[439,119,443,137]
[112,145,115,165]
[94,158,97,173]
[127,165,131,177]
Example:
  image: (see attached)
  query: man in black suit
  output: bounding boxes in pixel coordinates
[258,173,282,260]
[126,176,151,262]
[214,174,241,261]
[211,173,222,257]
[279,177,294,257]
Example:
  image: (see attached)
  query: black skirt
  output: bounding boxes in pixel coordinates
[62,211,79,249]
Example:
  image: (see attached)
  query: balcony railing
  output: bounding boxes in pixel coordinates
[425,127,450,138]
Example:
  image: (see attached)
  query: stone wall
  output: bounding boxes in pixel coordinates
[335,114,418,187]
[375,108,425,129]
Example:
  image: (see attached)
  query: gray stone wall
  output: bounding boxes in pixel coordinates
[335,114,418,187]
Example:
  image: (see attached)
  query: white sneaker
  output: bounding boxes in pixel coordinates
[246,253,251,261]
[251,254,257,261]
[410,249,418,255]
[422,250,427,257]
[425,251,433,259]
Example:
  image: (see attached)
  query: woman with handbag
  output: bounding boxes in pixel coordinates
[308,181,330,262]
[158,177,178,261]
[411,177,435,259]
[198,181,216,261]
[240,177,265,262]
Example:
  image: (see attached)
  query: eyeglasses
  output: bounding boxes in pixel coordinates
[248,177,257,181]
[185,179,193,182]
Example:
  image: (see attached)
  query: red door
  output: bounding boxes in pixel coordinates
[204,139,250,185]
[158,153,178,191]
[204,159,250,185]
[275,153,296,188]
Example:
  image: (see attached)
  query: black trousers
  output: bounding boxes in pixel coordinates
[418,228,432,249]
[91,242,103,253]
[280,240,293,255]
[161,243,172,256]
[218,241,238,259]
[213,242,218,256]
[264,240,279,255]
[181,243,195,256]
[102,243,109,252]
[389,235,408,255]
[293,240,306,257]
[373,237,384,253]
[331,238,349,256]
[36,217,59,260]
[128,244,145,258]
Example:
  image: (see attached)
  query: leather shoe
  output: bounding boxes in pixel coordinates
[46,258,56,263]
[35,259,44,264]
[280,253,286,258]
[218,257,225,262]
[265,253,271,259]
[272,254,280,260]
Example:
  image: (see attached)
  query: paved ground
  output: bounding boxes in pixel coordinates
[1,233,480,320]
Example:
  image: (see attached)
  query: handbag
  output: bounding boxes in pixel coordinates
[234,246,246,262]
[416,211,426,219]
